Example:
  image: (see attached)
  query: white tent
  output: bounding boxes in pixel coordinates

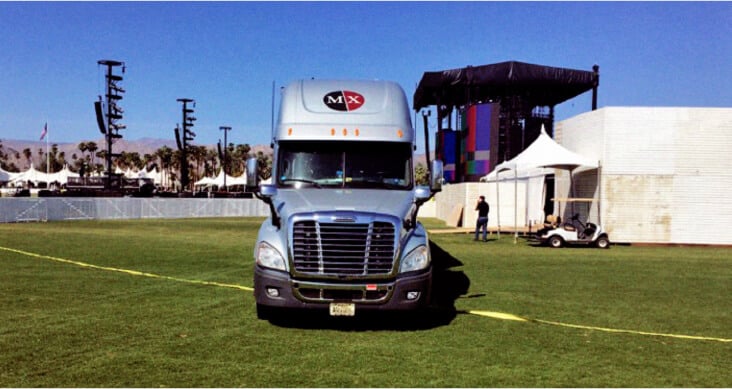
[118,167,149,180]
[10,163,48,186]
[0,166,18,183]
[128,166,171,187]
[482,125,598,181]
[148,167,159,185]
[46,164,79,185]
[481,125,599,238]
[194,176,216,187]
[194,169,245,188]
[227,174,247,187]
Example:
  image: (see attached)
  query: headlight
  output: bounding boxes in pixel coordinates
[255,241,286,271]
[400,245,430,273]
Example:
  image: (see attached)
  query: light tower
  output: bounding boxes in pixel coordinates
[174,98,196,191]
[95,59,125,190]
[219,126,231,190]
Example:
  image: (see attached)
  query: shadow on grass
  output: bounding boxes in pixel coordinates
[264,240,470,331]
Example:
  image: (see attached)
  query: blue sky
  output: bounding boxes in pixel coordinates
[1,1,730,152]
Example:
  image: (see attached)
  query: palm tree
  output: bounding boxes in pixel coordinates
[22,148,32,168]
[204,147,218,177]
[415,163,428,186]
[143,153,154,170]
[117,151,142,171]
[48,143,61,172]
[232,143,251,176]
[155,146,174,189]
[77,142,88,159]
[170,148,182,190]
[0,141,7,170]
[87,142,98,167]
[77,142,91,173]
[128,151,143,170]
[190,145,207,181]
[255,151,272,180]
[95,149,106,174]
[56,151,66,172]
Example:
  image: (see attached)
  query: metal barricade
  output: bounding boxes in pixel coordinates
[0,197,269,223]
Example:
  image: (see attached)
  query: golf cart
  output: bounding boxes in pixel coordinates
[536,213,610,248]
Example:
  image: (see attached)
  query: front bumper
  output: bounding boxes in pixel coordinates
[254,266,432,312]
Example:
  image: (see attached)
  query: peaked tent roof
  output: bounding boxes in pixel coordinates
[482,125,598,181]
[414,60,598,110]
[194,169,246,187]
[10,163,48,184]
[194,176,216,187]
[0,166,17,182]
[47,164,79,184]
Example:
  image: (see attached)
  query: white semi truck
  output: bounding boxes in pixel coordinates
[246,79,442,319]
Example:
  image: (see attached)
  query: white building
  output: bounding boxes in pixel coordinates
[433,107,732,245]
[555,107,732,245]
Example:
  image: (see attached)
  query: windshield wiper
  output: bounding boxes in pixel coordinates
[280,178,322,188]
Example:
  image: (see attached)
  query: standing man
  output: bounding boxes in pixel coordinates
[475,195,490,241]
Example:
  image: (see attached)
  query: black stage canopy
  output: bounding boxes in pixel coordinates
[413,61,598,110]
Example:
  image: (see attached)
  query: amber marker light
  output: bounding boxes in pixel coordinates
[397,129,404,138]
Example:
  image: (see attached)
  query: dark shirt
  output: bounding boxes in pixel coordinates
[476,200,489,218]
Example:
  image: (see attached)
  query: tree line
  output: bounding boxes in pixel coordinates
[0,140,431,187]
[0,140,273,189]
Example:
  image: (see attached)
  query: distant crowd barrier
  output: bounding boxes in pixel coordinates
[0,197,270,223]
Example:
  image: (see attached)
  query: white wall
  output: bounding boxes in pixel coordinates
[556,107,732,244]
[433,178,546,232]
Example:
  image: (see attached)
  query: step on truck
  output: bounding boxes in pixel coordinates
[246,79,443,319]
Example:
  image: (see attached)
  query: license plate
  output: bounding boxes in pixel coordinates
[329,303,355,317]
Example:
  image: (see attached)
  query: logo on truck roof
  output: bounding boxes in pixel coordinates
[323,90,365,112]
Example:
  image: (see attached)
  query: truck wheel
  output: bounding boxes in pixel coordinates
[549,235,564,248]
[595,236,610,249]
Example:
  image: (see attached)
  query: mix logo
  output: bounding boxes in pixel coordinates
[323,90,365,112]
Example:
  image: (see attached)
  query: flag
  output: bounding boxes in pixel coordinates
[40,123,48,141]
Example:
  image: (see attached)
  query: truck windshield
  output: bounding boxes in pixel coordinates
[277,141,412,189]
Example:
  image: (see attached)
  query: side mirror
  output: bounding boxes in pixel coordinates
[260,184,278,198]
[430,160,443,193]
[407,186,432,231]
[245,157,259,191]
[247,157,281,229]
[414,186,431,201]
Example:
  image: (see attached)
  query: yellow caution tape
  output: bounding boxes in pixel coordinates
[470,310,731,343]
[0,245,253,292]
[470,310,527,322]
[3,245,729,343]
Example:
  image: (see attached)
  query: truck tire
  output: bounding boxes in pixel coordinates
[549,235,564,248]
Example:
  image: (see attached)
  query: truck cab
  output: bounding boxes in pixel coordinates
[247,79,442,319]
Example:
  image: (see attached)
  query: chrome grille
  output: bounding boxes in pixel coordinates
[292,220,396,275]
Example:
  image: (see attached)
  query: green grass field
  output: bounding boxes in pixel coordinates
[1,217,730,387]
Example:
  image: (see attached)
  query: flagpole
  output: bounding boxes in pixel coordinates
[46,122,50,176]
